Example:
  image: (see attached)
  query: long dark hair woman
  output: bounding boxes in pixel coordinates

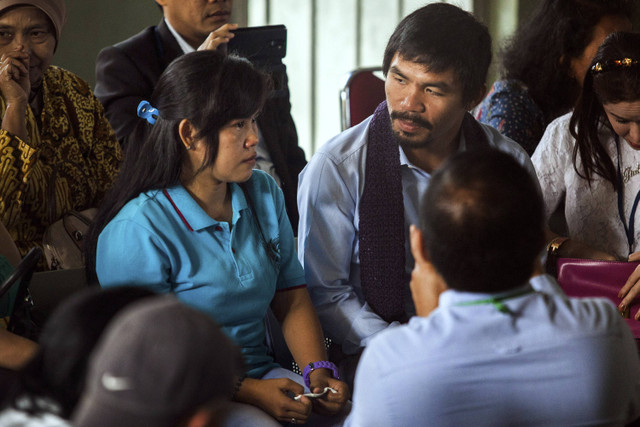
[476,0,632,154]
[85,50,348,425]
[533,32,640,318]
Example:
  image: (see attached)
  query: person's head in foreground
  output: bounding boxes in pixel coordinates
[344,149,640,426]
[411,149,544,311]
[72,295,241,427]
[2,286,155,419]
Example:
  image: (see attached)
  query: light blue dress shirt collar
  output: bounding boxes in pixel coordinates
[438,282,534,307]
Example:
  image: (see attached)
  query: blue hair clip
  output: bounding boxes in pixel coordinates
[137,100,158,125]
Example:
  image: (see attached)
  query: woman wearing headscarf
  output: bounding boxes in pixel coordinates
[0,0,121,264]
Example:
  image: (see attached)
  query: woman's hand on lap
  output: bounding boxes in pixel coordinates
[308,371,350,416]
[236,377,312,423]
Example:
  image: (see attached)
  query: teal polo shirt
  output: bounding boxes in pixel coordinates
[97,171,306,378]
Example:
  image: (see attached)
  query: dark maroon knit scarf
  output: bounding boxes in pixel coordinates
[359,101,489,323]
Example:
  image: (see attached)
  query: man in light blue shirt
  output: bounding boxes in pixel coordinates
[346,149,640,426]
[297,3,536,383]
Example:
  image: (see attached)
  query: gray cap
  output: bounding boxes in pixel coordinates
[72,295,240,427]
[0,0,67,43]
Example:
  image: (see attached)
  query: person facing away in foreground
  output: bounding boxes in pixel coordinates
[87,50,348,426]
[345,149,640,427]
[72,295,243,427]
[297,2,536,387]
[95,0,305,230]
[475,0,632,154]
[0,286,155,426]
[533,31,640,317]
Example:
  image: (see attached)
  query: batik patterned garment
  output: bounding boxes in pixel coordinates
[0,66,122,261]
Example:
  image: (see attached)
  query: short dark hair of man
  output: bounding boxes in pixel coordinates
[382,2,491,105]
[420,149,544,294]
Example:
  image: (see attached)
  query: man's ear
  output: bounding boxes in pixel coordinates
[182,407,212,427]
[466,84,487,111]
[182,402,229,427]
[409,224,448,317]
[410,224,429,265]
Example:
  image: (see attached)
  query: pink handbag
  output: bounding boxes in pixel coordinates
[556,258,640,338]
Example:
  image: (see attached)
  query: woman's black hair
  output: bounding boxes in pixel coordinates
[570,32,640,190]
[2,286,155,417]
[501,0,632,125]
[85,51,270,284]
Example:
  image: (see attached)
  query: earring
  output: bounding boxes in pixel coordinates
[185,145,193,151]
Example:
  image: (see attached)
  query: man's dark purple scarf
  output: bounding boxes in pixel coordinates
[359,100,489,323]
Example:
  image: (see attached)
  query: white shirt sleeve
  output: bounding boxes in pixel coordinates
[532,114,574,220]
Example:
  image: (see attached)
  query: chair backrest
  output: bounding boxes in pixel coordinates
[0,220,21,267]
[2,247,41,339]
[0,247,41,302]
[339,67,386,131]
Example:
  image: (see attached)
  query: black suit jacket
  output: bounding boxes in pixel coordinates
[94,20,306,229]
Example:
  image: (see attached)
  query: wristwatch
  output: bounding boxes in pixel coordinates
[302,361,339,389]
[547,236,569,258]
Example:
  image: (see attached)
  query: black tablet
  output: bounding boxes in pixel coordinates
[228,24,287,61]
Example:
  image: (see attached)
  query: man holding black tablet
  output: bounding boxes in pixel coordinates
[95,0,306,229]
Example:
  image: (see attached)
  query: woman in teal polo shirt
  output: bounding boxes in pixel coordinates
[85,51,348,425]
